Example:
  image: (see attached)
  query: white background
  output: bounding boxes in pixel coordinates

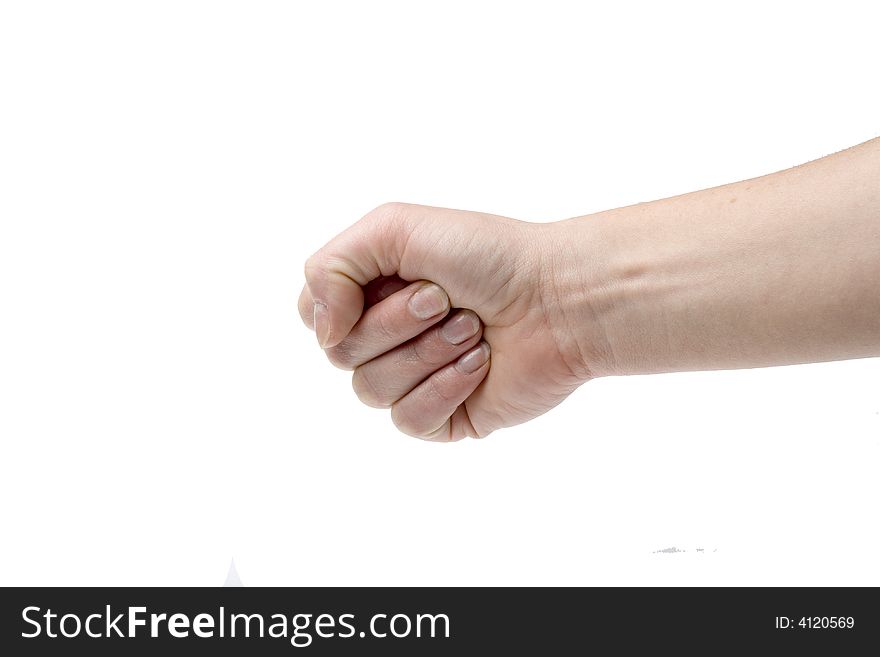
[1,1,878,586]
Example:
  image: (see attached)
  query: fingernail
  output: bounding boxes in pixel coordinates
[456,342,490,374]
[314,301,330,347]
[440,311,480,345]
[408,283,449,320]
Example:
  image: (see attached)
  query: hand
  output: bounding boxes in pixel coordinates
[299,203,596,441]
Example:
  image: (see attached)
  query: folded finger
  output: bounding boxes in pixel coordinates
[301,275,410,334]
[390,341,491,441]
[324,280,451,370]
[351,309,483,408]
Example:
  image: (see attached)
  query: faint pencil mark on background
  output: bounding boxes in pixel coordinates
[223,559,243,587]
[652,547,717,554]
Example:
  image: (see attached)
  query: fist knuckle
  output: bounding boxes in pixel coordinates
[351,368,391,409]
[303,252,325,282]
[409,332,454,369]
[406,337,436,369]
[372,201,409,220]
[368,202,415,245]
[325,341,357,370]
[425,375,454,404]
[391,405,426,437]
[374,310,399,343]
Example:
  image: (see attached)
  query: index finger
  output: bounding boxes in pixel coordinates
[323,280,451,370]
[298,275,408,331]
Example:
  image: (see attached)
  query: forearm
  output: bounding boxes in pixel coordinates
[557,138,880,377]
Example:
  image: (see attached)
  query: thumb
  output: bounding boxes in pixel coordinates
[304,203,415,348]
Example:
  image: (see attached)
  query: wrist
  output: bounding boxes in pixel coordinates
[540,216,629,380]
[544,204,681,379]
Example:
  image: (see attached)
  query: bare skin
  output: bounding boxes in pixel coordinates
[299,137,880,441]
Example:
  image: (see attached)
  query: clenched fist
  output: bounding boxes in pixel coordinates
[298,202,594,441]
